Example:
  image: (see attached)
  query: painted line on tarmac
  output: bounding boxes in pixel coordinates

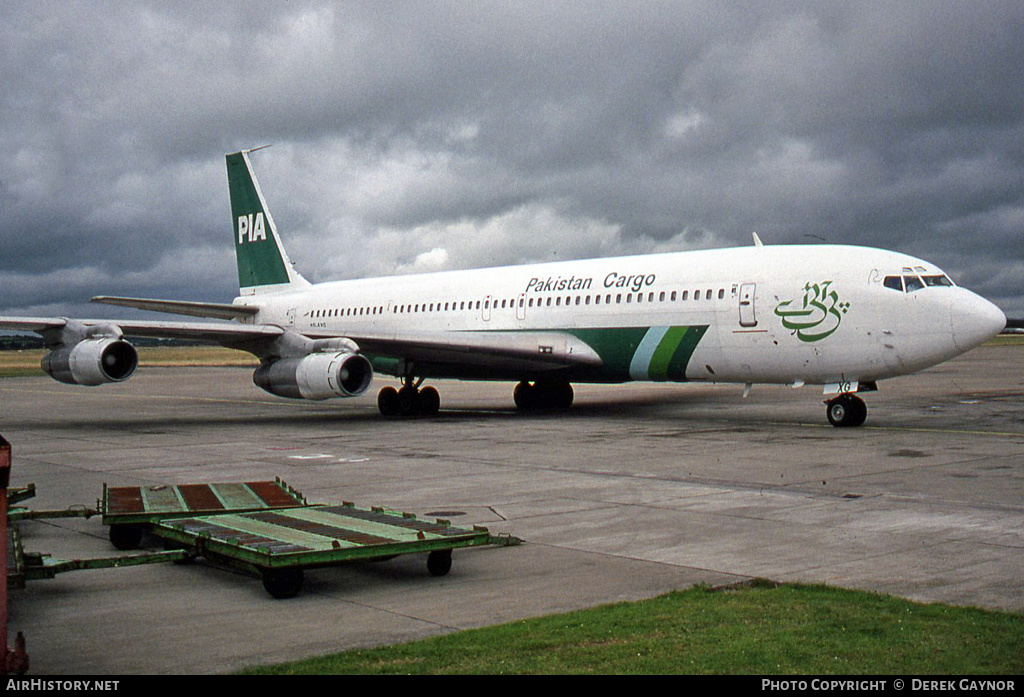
[774,420,1024,440]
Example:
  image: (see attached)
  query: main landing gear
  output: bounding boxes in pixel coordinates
[377,377,440,417]
[825,393,867,428]
[513,380,574,411]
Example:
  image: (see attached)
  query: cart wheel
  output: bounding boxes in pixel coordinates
[109,525,143,551]
[261,568,304,599]
[427,549,453,577]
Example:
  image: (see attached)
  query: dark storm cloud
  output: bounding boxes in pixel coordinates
[1,1,1022,316]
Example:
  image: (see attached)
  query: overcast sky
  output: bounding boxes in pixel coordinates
[2,1,1023,319]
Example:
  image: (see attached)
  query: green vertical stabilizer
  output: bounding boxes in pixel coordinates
[226,150,305,292]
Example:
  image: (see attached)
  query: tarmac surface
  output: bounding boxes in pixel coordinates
[1,342,1022,674]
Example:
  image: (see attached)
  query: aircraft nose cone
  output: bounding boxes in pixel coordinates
[950,291,1006,352]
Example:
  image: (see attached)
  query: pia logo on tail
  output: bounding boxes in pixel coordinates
[774,280,850,342]
[237,212,268,244]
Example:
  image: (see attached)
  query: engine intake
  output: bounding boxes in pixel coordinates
[253,351,373,400]
[41,338,139,386]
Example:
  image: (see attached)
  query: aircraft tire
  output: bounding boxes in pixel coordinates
[531,380,574,410]
[850,396,868,426]
[826,394,867,427]
[513,381,534,410]
[554,382,574,409]
[398,385,420,416]
[377,386,400,416]
[419,386,440,416]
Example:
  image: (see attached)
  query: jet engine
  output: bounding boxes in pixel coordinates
[41,337,139,386]
[253,350,373,400]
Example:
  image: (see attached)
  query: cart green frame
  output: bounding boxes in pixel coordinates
[102,480,516,598]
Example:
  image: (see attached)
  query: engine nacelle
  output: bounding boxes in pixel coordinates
[41,338,139,386]
[253,351,373,400]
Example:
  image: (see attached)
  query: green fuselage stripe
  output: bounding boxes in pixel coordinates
[668,325,708,380]
[564,324,709,383]
[369,324,710,384]
[649,326,689,380]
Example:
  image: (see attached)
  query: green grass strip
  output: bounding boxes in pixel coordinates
[240,581,1024,675]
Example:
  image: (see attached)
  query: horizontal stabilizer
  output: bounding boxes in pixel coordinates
[91,296,260,321]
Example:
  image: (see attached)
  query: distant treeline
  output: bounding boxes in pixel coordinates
[0,336,44,350]
[0,336,208,350]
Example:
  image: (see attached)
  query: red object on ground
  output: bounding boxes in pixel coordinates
[1,435,29,675]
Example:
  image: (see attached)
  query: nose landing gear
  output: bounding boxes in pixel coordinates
[826,393,867,427]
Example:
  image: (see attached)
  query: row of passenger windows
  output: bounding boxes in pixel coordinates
[308,287,732,319]
[310,306,385,318]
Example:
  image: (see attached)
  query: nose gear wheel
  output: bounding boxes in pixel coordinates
[826,393,867,427]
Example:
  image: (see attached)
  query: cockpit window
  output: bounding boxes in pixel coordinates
[883,276,904,291]
[903,275,925,292]
[883,268,955,293]
[922,274,954,287]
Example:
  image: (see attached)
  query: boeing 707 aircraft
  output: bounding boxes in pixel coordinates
[0,149,1007,426]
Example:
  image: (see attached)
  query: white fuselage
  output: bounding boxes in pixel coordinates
[236,244,1006,387]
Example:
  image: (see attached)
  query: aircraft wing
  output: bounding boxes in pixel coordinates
[313,327,603,374]
[0,316,601,373]
[0,316,283,346]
